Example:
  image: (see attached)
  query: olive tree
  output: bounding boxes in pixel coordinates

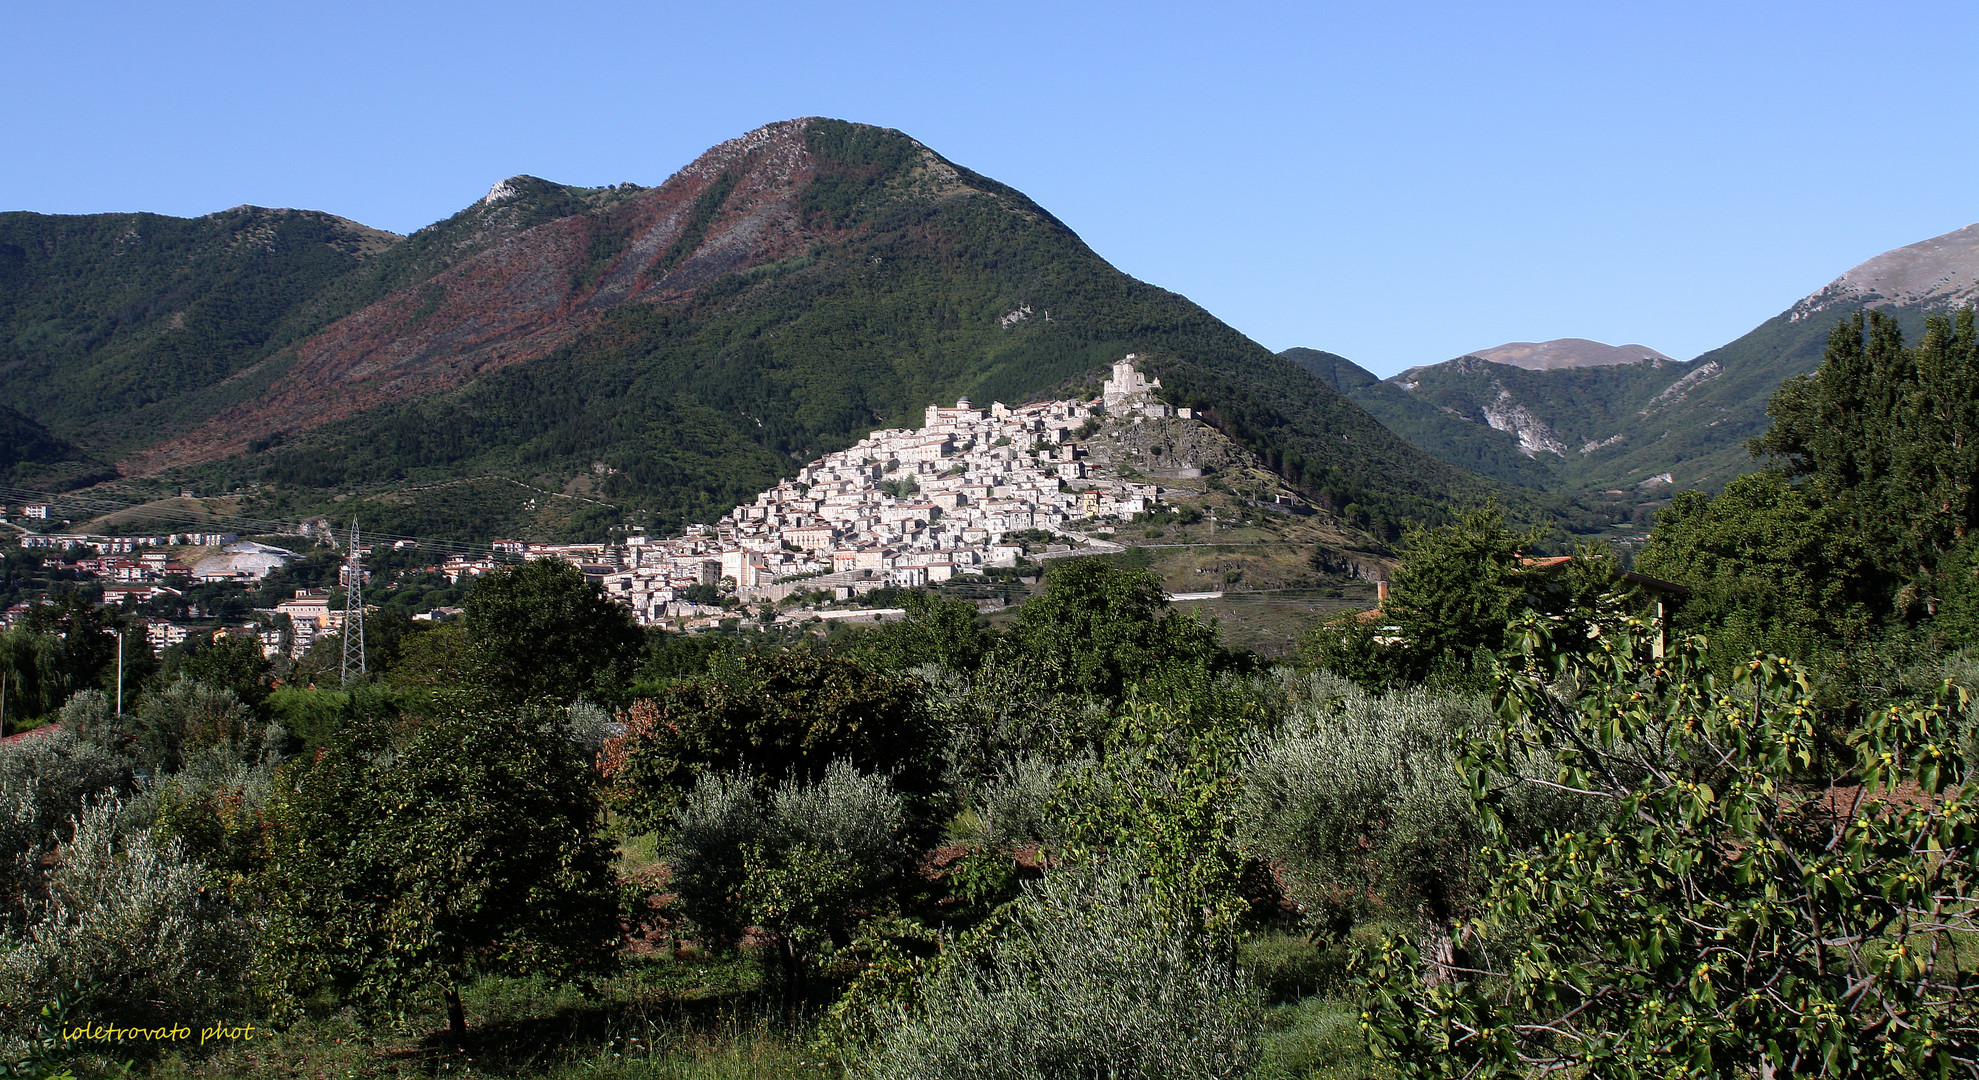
[0,798,255,1038]
[0,728,135,922]
[1235,682,1492,980]
[668,759,910,999]
[861,860,1262,1080]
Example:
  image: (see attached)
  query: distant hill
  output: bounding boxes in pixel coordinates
[1283,348,1555,489]
[1288,222,1979,509]
[0,119,1508,542]
[1454,339,1675,371]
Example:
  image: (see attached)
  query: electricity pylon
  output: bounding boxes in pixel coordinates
[340,520,367,686]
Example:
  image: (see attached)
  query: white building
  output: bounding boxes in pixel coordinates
[1102,356,1161,409]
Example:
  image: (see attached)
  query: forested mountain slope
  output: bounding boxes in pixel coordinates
[2,119,1504,541]
[1286,222,1979,506]
[1284,348,1554,489]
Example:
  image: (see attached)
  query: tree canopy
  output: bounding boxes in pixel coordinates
[998,559,1224,699]
[1362,609,1979,1077]
[261,703,620,1047]
[460,558,645,706]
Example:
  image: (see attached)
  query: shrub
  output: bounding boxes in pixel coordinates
[603,652,936,833]
[0,728,135,921]
[122,679,272,776]
[668,760,909,994]
[564,698,619,757]
[1234,682,1486,949]
[970,753,1068,849]
[922,660,1108,788]
[665,769,764,949]
[861,861,1262,1080]
[0,798,255,1039]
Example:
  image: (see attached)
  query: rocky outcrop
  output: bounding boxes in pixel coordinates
[1639,360,1723,416]
[1480,386,1567,457]
[1788,222,1979,323]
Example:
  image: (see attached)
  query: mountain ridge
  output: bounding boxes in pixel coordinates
[1285,222,1979,514]
[2,118,1510,543]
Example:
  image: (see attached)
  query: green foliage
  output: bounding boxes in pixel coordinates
[666,760,912,1003]
[116,679,271,777]
[149,762,273,897]
[860,861,1263,1080]
[1637,308,1979,662]
[1304,506,1631,690]
[1935,533,1979,647]
[1636,470,1878,661]
[261,704,621,1039]
[1381,507,1543,681]
[1360,609,1979,1077]
[1050,674,1284,935]
[920,660,1109,788]
[176,632,273,709]
[261,685,353,751]
[1236,683,1497,946]
[2,597,139,725]
[0,729,135,918]
[0,405,80,483]
[0,798,256,1039]
[602,651,937,833]
[1755,308,1979,618]
[1000,559,1223,700]
[0,207,393,456]
[382,620,482,701]
[662,769,762,951]
[800,120,925,230]
[461,558,646,706]
[849,592,990,673]
[0,629,62,730]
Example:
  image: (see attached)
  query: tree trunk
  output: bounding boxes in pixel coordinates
[780,937,803,1020]
[1419,883,1458,987]
[444,983,467,1051]
[1420,919,1457,987]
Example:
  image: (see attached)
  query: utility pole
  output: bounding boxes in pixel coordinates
[116,631,124,716]
[340,520,367,687]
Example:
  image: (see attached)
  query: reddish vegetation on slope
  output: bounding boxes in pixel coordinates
[125,120,828,474]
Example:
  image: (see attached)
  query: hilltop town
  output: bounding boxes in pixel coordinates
[3,359,1236,652]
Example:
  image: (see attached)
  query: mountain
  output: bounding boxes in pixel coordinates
[0,119,1504,543]
[1284,348,1554,489]
[1292,223,1979,509]
[1287,342,1704,498]
[1461,339,1675,371]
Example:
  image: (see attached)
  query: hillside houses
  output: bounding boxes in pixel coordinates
[581,360,1170,623]
[9,359,1182,638]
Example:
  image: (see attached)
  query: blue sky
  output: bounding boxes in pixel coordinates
[6,1,1977,376]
